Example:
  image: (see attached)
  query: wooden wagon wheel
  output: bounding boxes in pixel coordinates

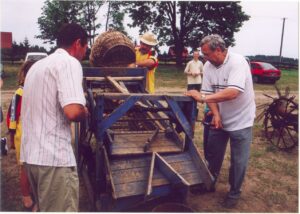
[264,97,298,150]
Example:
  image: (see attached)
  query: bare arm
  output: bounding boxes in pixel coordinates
[184,62,191,75]
[207,102,223,129]
[136,58,157,70]
[63,104,88,122]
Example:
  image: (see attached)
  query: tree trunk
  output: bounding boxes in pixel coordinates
[175,42,184,66]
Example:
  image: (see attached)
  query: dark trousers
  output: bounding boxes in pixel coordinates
[206,127,252,199]
[187,84,201,92]
[203,114,213,160]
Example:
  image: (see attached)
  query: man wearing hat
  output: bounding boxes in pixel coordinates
[136,31,158,94]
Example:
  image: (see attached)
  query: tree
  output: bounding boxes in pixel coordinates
[36,0,103,47]
[124,1,249,65]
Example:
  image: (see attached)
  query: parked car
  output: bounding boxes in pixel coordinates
[25,52,48,61]
[250,61,281,84]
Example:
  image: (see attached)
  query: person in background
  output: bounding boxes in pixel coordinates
[135,31,159,94]
[184,50,203,91]
[20,23,89,212]
[6,60,37,211]
[1,67,8,157]
[186,34,255,209]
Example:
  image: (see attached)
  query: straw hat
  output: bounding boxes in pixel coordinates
[139,31,158,46]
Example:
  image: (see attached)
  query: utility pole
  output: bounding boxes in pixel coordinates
[279,17,286,62]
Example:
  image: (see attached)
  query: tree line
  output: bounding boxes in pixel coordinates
[36,1,249,66]
[1,38,47,62]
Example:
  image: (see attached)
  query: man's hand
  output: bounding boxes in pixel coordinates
[211,114,223,129]
[185,90,201,102]
[191,71,200,77]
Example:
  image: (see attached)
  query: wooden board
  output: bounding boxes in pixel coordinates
[108,151,205,199]
[109,132,184,156]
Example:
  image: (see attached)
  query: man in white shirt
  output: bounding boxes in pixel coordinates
[184,50,203,91]
[186,34,255,209]
[20,23,89,211]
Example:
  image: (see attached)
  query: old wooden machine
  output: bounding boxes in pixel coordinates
[76,31,214,211]
[256,85,298,151]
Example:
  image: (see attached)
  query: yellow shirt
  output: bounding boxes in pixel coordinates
[135,47,158,94]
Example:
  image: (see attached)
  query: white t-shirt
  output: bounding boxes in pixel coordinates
[20,48,86,167]
[201,52,256,131]
[184,59,203,84]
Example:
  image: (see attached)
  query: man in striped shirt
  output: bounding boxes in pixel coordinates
[186,34,255,209]
[20,23,89,212]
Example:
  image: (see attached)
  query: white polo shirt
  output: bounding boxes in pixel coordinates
[201,52,256,131]
[184,59,203,84]
[20,48,86,167]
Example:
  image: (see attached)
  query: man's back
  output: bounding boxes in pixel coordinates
[20,49,86,167]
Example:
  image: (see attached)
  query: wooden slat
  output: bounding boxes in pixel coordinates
[110,158,151,171]
[103,147,117,199]
[112,167,148,185]
[114,181,147,198]
[110,145,182,156]
[98,93,194,102]
[188,142,214,188]
[85,76,144,81]
[106,76,130,94]
[169,160,198,174]
[155,153,190,186]
[180,172,203,185]
[146,153,155,196]
[162,152,192,163]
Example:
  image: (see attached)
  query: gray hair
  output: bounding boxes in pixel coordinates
[200,34,227,51]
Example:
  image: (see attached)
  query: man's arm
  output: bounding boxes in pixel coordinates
[63,104,88,122]
[184,62,191,75]
[207,102,223,129]
[136,58,157,70]
[186,88,240,103]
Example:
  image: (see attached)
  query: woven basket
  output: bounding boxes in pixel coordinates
[90,30,135,67]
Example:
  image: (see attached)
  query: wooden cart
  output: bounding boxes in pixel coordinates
[76,67,214,211]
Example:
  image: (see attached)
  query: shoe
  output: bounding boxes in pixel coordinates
[221,197,239,209]
[0,137,7,156]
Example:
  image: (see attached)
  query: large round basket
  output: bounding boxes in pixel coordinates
[90,30,135,67]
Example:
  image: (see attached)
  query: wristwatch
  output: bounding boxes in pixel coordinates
[200,94,206,103]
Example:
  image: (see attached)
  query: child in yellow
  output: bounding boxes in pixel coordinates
[7,60,36,211]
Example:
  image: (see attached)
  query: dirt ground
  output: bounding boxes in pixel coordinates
[0,88,298,212]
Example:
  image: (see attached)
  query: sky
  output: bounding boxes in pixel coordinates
[0,0,299,59]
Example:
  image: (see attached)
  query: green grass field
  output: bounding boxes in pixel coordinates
[2,63,298,91]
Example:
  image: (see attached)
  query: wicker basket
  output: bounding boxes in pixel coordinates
[90,30,135,67]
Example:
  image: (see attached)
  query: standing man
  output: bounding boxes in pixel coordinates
[184,50,203,91]
[136,31,159,94]
[20,23,89,212]
[186,34,255,208]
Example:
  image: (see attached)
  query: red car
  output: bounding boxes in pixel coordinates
[250,61,281,84]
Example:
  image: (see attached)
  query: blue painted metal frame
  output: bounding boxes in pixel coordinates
[165,96,197,149]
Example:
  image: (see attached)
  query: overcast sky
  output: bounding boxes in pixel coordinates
[0,0,299,59]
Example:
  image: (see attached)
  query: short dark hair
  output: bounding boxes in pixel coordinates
[57,23,88,48]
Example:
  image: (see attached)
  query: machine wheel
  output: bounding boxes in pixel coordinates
[264,98,298,150]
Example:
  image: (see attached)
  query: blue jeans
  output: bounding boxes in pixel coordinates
[206,127,252,199]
